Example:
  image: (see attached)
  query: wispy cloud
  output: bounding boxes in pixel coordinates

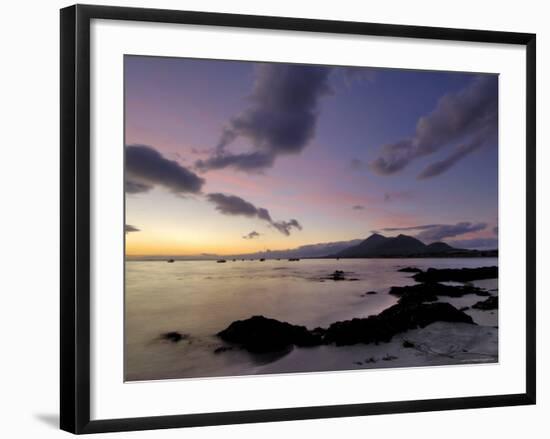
[125,224,140,233]
[381,221,487,242]
[417,137,487,179]
[126,144,204,194]
[449,237,498,250]
[243,231,261,240]
[206,193,302,236]
[370,75,498,178]
[196,63,332,172]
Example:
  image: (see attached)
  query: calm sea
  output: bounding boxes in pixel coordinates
[125,257,498,381]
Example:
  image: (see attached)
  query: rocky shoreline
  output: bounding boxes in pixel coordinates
[213,266,498,354]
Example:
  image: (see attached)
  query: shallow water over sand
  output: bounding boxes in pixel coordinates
[125,257,498,381]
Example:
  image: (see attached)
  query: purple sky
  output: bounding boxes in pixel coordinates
[124,55,498,256]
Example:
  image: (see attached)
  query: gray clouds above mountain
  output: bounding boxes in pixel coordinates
[196,63,332,172]
[448,237,498,250]
[206,193,302,236]
[380,221,487,242]
[125,224,140,233]
[126,144,204,194]
[370,75,498,178]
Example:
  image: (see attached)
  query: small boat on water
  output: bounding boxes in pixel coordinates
[167,259,175,263]
[288,258,300,262]
[260,258,265,262]
[217,259,227,263]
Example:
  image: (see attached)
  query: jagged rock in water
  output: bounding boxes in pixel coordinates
[389,282,489,305]
[413,266,498,283]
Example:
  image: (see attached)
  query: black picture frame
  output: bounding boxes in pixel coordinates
[60,4,536,434]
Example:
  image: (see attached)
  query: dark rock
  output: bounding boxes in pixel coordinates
[389,282,487,305]
[398,267,423,273]
[213,346,233,354]
[413,266,498,283]
[474,290,491,297]
[161,331,187,343]
[472,296,498,310]
[360,291,378,297]
[219,297,475,352]
[323,302,474,346]
[217,315,322,353]
[323,270,346,281]
[459,306,470,312]
[402,340,415,348]
[383,354,398,361]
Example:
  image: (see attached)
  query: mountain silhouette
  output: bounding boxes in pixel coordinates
[335,233,464,258]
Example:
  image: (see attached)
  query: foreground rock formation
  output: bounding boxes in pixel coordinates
[217,316,323,353]
[217,300,474,353]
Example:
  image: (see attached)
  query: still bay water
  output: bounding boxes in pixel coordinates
[125,257,498,381]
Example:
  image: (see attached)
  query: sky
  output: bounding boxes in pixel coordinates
[124,55,498,256]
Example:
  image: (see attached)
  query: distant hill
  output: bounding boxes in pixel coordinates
[226,238,363,260]
[425,242,455,253]
[334,233,496,258]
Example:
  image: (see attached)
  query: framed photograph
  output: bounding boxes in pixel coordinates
[60,4,536,434]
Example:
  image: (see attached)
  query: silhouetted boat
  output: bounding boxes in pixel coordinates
[260,258,265,262]
[288,258,300,261]
[216,259,227,263]
[167,259,175,263]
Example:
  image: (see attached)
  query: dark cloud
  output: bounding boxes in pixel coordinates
[416,222,486,242]
[206,193,302,236]
[370,75,498,178]
[271,219,302,236]
[196,151,275,172]
[243,231,261,240]
[206,193,269,219]
[125,180,153,194]
[448,237,498,250]
[417,136,486,179]
[196,63,331,172]
[381,222,487,242]
[125,224,140,233]
[126,144,204,194]
[381,224,441,232]
[352,205,365,210]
